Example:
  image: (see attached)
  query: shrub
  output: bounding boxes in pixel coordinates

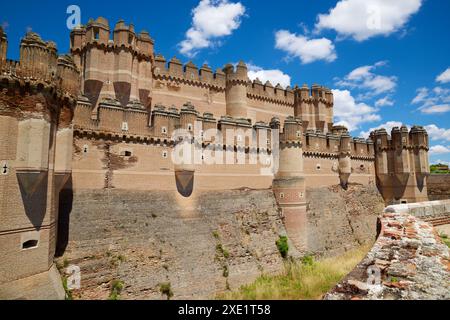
[108,280,124,300]
[301,255,315,266]
[62,277,73,300]
[160,282,174,300]
[276,236,289,258]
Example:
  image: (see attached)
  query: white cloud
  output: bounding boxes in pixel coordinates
[336,61,397,97]
[275,30,337,64]
[412,86,450,114]
[433,159,450,166]
[359,121,405,139]
[436,67,450,84]
[430,145,450,155]
[425,125,450,142]
[247,64,291,88]
[332,89,381,131]
[315,0,422,41]
[179,0,246,57]
[421,104,450,114]
[375,96,394,107]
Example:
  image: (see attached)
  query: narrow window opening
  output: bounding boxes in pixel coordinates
[22,239,38,250]
[94,28,100,40]
[124,151,132,157]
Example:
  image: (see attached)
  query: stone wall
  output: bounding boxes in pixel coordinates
[57,188,290,300]
[325,200,450,300]
[56,183,384,300]
[428,174,450,201]
[305,184,385,257]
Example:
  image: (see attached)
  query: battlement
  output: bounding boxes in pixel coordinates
[153,54,226,89]
[247,78,295,106]
[0,30,80,98]
[370,125,429,151]
[70,17,154,59]
[294,83,333,105]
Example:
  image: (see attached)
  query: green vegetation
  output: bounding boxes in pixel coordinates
[440,233,450,248]
[62,276,73,300]
[212,231,220,239]
[108,280,124,300]
[160,282,174,300]
[276,236,289,259]
[430,164,450,174]
[216,244,230,259]
[218,245,371,300]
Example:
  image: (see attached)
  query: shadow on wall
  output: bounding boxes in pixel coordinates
[55,175,73,257]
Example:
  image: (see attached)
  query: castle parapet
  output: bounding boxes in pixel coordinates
[153,54,226,89]
[371,126,430,204]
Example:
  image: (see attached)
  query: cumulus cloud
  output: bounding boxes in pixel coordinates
[332,89,381,132]
[412,86,450,114]
[315,0,422,41]
[433,159,450,166]
[179,0,246,57]
[359,121,405,139]
[430,145,450,155]
[436,68,450,84]
[425,125,450,142]
[335,61,397,98]
[247,64,291,88]
[275,30,337,64]
[375,96,395,107]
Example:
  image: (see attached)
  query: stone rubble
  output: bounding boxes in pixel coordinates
[324,208,449,300]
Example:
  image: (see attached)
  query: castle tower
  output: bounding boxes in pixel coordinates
[20,32,57,80]
[0,26,7,66]
[70,18,154,114]
[223,61,249,120]
[338,129,352,189]
[0,31,79,299]
[272,117,307,252]
[371,126,430,204]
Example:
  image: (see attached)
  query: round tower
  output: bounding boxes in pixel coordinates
[0,31,79,299]
[223,61,249,120]
[273,117,307,252]
[338,130,352,189]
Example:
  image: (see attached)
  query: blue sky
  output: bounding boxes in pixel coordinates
[1,0,449,164]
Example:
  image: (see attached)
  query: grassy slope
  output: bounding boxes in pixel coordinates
[219,245,371,300]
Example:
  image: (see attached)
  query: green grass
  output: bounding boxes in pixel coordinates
[440,233,450,248]
[218,245,371,300]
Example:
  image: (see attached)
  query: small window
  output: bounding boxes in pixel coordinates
[279,193,285,199]
[266,139,270,146]
[94,28,100,40]
[298,192,304,199]
[83,145,89,154]
[296,131,301,138]
[187,123,193,131]
[162,151,168,159]
[124,151,132,157]
[161,127,168,134]
[237,135,243,142]
[360,164,365,170]
[401,200,408,204]
[316,164,321,171]
[121,122,129,131]
[22,239,38,250]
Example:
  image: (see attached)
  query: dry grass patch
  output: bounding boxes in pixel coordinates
[219,244,371,300]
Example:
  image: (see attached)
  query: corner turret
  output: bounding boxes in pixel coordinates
[224,61,249,120]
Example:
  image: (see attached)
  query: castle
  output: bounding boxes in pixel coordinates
[0,18,430,298]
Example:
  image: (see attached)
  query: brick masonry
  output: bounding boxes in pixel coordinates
[324,200,450,300]
[56,184,384,299]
